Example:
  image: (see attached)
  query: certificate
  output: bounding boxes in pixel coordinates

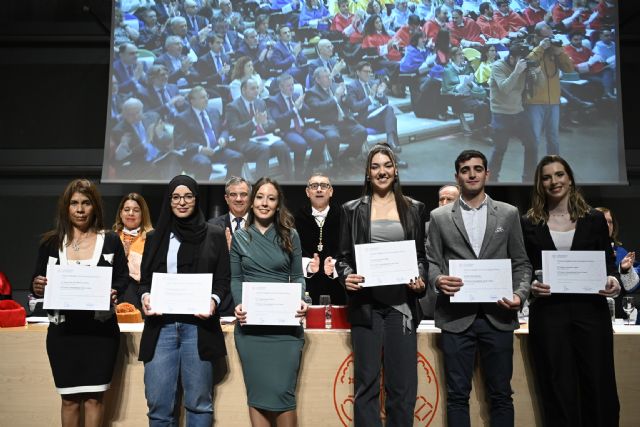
[150,273,212,314]
[242,282,301,326]
[44,264,112,310]
[541,250,606,294]
[354,240,419,287]
[449,259,513,303]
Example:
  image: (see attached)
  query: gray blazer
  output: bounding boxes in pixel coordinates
[426,196,532,333]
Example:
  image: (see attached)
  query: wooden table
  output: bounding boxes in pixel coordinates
[1,322,638,426]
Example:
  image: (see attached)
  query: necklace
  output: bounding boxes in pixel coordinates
[549,212,569,217]
[70,232,89,252]
[314,215,325,252]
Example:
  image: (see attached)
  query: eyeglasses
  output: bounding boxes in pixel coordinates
[227,192,249,199]
[308,183,331,190]
[171,194,195,204]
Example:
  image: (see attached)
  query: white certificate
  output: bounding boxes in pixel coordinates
[242,282,301,326]
[541,250,606,294]
[150,273,212,314]
[449,259,513,303]
[44,264,112,310]
[354,240,419,287]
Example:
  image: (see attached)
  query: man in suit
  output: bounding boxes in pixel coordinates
[345,61,405,158]
[269,25,307,84]
[183,0,209,37]
[306,39,347,87]
[113,43,146,95]
[155,35,201,86]
[195,34,232,100]
[172,86,245,180]
[267,73,328,180]
[426,150,532,427]
[305,66,367,173]
[237,28,269,76]
[208,176,252,315]
[294,173,346,305]
[139,64,187,122]
[225,78,293,179]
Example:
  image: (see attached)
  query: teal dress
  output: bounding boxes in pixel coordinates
[230,224,305,412]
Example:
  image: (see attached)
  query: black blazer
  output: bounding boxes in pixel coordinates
[172,106,230,158]
[336,196,427,328]
[138,225,231,362]
[208,213,232,231]
[32,231,129,317]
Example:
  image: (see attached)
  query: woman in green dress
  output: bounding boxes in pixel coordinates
[232,177,308,427]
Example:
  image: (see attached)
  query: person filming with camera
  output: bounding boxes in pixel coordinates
[488,42,538,183]
[524,22,574,158]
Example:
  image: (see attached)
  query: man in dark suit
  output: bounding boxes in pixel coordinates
[237,28,269,76]
[267,73,329,180]
[346,61,403,154]
[225,78,293,180]
[208,176,252,315]
[268,25,307,84]
[304,66,367,173]
[294,173,346,305]
[183,0,209,37]
[212,17,240,55]
[138,8,164,53]
[113,43,146,95]
[139,64,187,122]
[172,86,245,180]
[195,34,232,99]
[426,150,532,427]
[155,35,201,86]
[306,38,347,87]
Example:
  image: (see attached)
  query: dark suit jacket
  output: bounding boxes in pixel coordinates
[345,79,389,121]
[113,59,144,95]
[304,83,355,126]
[336,196,427,329]
[196,50,230,85]
[138,225,230,362]
[426,197,532,333]
[173,106,229,157]
[155,52,200,84]
[225,97,276,142]
[266,92,308,131]
[307,57,343,84]
[237,41,267,74]
[185,14,209,37]
[269,40,307,71]
[110,119,153,166]
[139,82,184,120]
[208,213,232,232]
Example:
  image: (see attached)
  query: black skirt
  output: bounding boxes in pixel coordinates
[46,312,120,394]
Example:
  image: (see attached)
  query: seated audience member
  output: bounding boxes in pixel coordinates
[113,43,146,95]
[255,13,277,45]
[155,35,200,86]
[494,0,528,34]
[110,76,127,123]
[552,0,587,32]
[237,28,269,75]
[229,56,269,101]
[166,16,204,58]
[212,17,240,55]
[589,0,617,32]
[267,73,329,179]
[140,64,186,122]
[448,8,485,47]
[138,8,164,53]
[346,61,405,159]
[361,15,403,95]
[476,2,510,42]
[593,28,616,74]
[225,78,293,179]
[294,173,347,305]
[394,14,424,48]
[365,0,391,32]
[153,0,181,24]
[209,176,253,315]
[304,67,368,173]
[331,0,365,44]
[564,30,616,99]
[307,39,347,85]
[413,65,448,120]
[423,6,450,45]
[113,192,154,308]
[195,34,232,99]
[442,47,491,138]
[474,43,498,85]
[388,0,411,31]
[299,0,331,29]
[269,25,308,83]
[114,8,139,49]
[523,0,549,27]
[400,32,435,74]
[416,0,436,21]
[110,98,161,178]
[215,0,245,32]
[183,0,209,37]
[172,86,245,180]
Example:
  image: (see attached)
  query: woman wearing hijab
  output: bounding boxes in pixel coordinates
[138,175,231,426]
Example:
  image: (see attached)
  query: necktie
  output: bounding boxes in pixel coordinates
[158,88,169,104]
[249,102,255,118]
[215,55,223,73]
[233,217,243,233]
[364,82,370,97]
[200,111,218,149]
[287,97,303,133]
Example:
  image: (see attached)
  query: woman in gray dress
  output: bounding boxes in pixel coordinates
[336,143,427,426]
[232,177,308,427]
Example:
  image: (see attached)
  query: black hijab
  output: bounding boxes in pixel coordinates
[144,175,208,274]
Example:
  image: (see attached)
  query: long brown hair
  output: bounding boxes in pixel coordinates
[363,143,411,235]
[42,179,104,250]
[231,55,253,81]
[526,155,590,225]
[112,192,154,237]
[247,177,296,253]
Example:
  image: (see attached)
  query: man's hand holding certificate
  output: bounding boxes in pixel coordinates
[448,259,514,303]
[354,240,420,287]
[241,282,302,326]
[44,264,112,311]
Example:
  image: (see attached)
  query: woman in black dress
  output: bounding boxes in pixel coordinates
[31,178,128,427]
[521,155,621,427]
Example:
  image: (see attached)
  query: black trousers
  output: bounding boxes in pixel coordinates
[529,295,619,427]
[351,304,417,427]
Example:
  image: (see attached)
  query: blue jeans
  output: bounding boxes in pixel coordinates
[526,104,560,157]
[144,322,214,427]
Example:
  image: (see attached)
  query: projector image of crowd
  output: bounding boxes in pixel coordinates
[106,0,618,183]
